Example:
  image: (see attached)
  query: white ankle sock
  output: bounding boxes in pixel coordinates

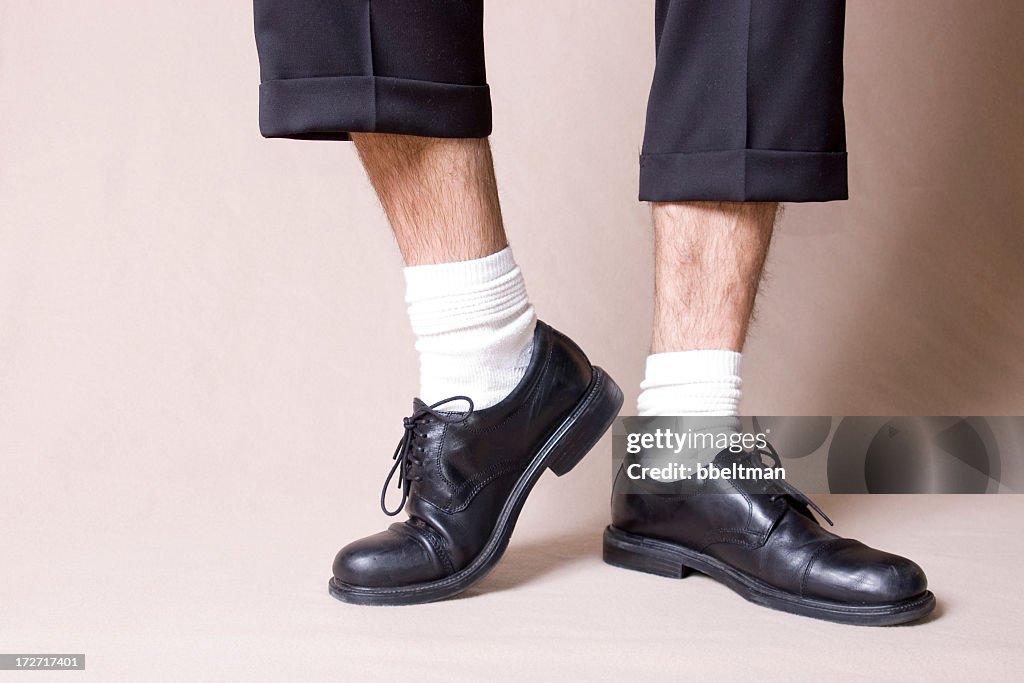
[636,350,743,416]
[636,350,743,474]
[403,247,537,409]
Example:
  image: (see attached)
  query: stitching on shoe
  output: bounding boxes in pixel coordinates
[416,524,455,575]
[450,365,608,511]
[800,538,844,598]
[451,466,521,513]
[454,333,557,435]
[400,521,455,575]
[428,337,555,503]
[429,333,583,510]
[698,528,764,552]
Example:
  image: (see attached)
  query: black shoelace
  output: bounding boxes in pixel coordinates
[380,396,475,516]
[752,442,834,526]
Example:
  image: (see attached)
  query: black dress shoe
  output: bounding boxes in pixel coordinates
[330,321,623,605]
[605,446,936,625]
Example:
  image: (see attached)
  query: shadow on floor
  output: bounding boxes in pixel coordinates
[461,528,603,598]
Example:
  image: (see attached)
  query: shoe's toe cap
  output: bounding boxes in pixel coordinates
[804,541,929,605]
[332,524,447,588]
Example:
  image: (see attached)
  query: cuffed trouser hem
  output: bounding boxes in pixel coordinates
[638,149,848,203]
[258,76,492,141]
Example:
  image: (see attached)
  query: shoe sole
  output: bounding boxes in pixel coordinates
[329,366,624,606]
[603,526,936,626]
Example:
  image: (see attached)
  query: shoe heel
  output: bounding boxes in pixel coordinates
[546,367,623,477]
[602,527,692,579]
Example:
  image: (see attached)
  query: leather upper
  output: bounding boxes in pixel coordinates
[611,448,929,604]
[334,321,594,588]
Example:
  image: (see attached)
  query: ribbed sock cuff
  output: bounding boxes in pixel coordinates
[637,350,743,416]
[402,246,536,409]
[403,247,516,294]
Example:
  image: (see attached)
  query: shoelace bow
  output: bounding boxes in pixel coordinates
[751,442,834,526]
[380,396,475,516]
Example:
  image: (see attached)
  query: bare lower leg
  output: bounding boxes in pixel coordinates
[651,201,778,353]
[351,133,507,265]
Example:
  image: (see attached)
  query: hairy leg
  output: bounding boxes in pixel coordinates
[651,201,778,353]
[350,133,535,408]
[351,133,506,265]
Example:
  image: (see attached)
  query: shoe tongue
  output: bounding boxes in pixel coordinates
[712,447,743,466]
[412,398,427,412]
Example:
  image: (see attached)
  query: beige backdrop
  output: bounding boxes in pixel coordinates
[1,1,1022,680]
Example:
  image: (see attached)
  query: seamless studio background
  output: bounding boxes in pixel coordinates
[1,1,1022,680]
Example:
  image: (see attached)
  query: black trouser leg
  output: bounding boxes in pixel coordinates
[253,1,848,202]
[253,0,491,140]
[639,0,848,201]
